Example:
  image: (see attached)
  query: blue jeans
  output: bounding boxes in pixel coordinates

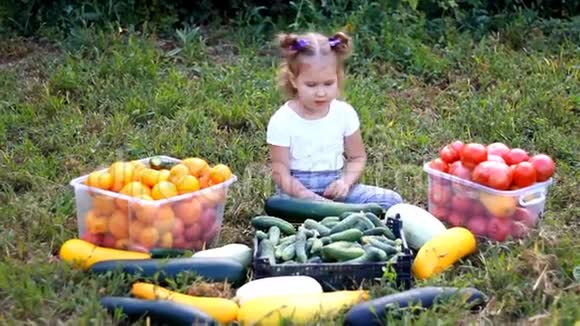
[275,170,403,210]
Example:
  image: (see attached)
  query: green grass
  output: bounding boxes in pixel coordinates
[0,20,579,325]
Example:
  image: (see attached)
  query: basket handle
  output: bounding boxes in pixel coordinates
[518,190,546,207]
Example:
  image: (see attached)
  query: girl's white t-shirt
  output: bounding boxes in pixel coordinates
[266,99,360,172]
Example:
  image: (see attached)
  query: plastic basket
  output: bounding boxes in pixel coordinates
[69,155,237,252]
[252,216,413,291]
[423,162,553,241]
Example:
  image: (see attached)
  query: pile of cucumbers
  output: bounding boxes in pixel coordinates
[251,211,404,265]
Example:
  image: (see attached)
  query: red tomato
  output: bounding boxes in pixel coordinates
[511,207,536,228]
[486,142,510,158]
[466,215,488,237]
[449,161,472,180]
[528,154,555,182]
[486,216,512,241]
[102,234,116,248]
[451,195,472,213]
[429,183,452,206]
[450,140,465,153]
[447,212,465,227]
[430,204,449,222]
[472,161,512,190]
[439,145,459,163]
[460,143,488,169]
[471,200,486,216]
[487,155,506,163]
[504,148,529,165]
[428,158,449,173]
[512,161,536,188]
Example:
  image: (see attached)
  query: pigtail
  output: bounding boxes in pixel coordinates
[277,33,300,58]
[329,31,352,59]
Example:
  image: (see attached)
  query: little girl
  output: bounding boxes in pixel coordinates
[266,31,403,210]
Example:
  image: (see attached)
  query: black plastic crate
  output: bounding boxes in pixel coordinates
[252,215,413,291]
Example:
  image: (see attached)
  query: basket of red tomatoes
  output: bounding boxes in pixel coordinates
[423,141,555,242]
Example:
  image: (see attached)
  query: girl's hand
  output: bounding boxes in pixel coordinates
[323,178,351,200]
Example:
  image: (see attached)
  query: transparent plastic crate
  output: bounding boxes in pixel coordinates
[423,163,553,242]
[70,156,237,252]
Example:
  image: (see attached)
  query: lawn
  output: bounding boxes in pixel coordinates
[0,12,579,325]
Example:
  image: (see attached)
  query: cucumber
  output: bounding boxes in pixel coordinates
[310,238,324,254]
[294,230,308,263]
[251,216,296,235]
[344,287,487,326]
[259,239,276,265]
[90,258,246,284]
[361,235,397,247]
[268,226,281,245]
[279,235,297,245]
[281,243,296,261]
[321,246,365,262]
[100,296,218,326]
[363,226,396,240]
[340,211,355,220]
[303,219,331,236]
[275,241,294,260]
[364,237,400,255]
[323,229,363,243]
[320,216,341,226]
[346,246,386,263]
[330,214,361,234]
[362,227,391,237]
[299,227,318,238]
[354,216,374,231]
[364,212,384,227]
[264,196,384,222]
[255,230,268,240]
[322,220,339,229]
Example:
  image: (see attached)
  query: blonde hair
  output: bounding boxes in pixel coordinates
[276,31,353,99]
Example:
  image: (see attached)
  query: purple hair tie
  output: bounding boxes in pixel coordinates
[329,37,341,48]
[292,38,308,51]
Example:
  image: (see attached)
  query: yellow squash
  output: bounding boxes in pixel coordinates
[59,239,150,270]
[237,290,368,325]
[131,282,239,324]
[412,227,477,280]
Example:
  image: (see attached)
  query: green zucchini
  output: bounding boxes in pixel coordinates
[321,245,365,262]
[303,219,331,236]
[364,212,384,227]
[264,197,384,222]
[344,287,487,326]
[268,226,281,245]
[100,296,217,326]
[259,239,276,265]
[294,230,308,263]
[89,258,246,284]
[330,214,361,234]
[251,216,296,235]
